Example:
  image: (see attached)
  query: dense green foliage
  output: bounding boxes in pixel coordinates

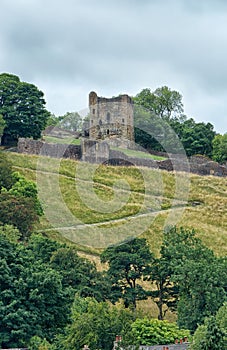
[190,304,227,350]
[0,114,6,137]
[134,87,184,120]
[101,237,153,309]
[0,152,43,237]
[131,318,190,346]
[58,111,82,132]
[159,227,227,332]
[0,225,226,348]
[134,87,216,157]
[149,254,178,320]
[3,171,43,215]
[212,133,227,163]
[0,192,38,237]
[0,233,70,348]
[0,151,16,190]
[0,233,110,348]
[0,73,49,145]
[59,296,134,350]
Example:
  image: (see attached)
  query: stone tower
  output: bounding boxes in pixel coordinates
[88,91,134,147]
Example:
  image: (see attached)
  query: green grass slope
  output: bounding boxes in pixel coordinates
[8,152,227,256]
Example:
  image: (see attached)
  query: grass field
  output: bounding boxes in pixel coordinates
[43,135,81,145]
[110,147,166,160]
[7,151,227,257]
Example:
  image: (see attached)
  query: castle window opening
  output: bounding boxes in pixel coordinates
[93,109,95,114]
[122,118,125,124]
[106,112,110,122]
[107,129,109,135]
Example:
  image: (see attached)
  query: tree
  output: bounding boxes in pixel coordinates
[5,171,43,215]
[45,113,59,127]
[191,314,226,350]
[134,87,184,121]
[0,73,50,145]
[159,227,227,331]
[180,119,215,157]
[149,256,178,320]
[133,87,187,153]
[212,133,227,163]
[58,111,82,132]
[60,296,134,350]
[28,336,52,350]
[131,317,190,346]
[100,238,153,309]
[133,87,216,156]
[0,234,73,348]
[216,302,227,333]
[0,224,22,243]
[0,193,38,239]
[0,151,16,190]
[0,114,6,140]
[50,246,110,302]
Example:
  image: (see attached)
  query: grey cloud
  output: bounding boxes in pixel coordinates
[1,0,227,132]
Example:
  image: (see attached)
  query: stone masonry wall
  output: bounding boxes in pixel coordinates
[89,91,134,145]
[17,138,227,177]
[18,138,81,160]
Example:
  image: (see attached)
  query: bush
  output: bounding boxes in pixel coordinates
[0,193,38,239]
[131,318,190,346]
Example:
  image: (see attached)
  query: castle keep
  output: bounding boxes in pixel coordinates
[88,91,134,147]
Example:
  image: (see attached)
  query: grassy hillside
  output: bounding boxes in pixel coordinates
[8,151,227,257]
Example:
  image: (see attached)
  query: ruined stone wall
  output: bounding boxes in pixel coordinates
[18,138,81,160]
[17,138,227,177]
[89,91,134,145]
[81,139,109,163]
[189,155,227,176]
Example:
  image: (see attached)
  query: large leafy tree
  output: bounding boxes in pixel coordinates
[100,238,153,309]
[58,111,82,132]
[60,296,134,350]
[134,87,186,153]
[131,317,190,346]
[0,73,50,145]
[50,246,110,301]
[179,118,215,157]
[0,192,38,239]
[149,256,178,320]
[134,87,184,120]
[159,227,227,331]
[0,234,83,348]
[191,304,227,350]
[133,87,216,156]
[212,133,227,163]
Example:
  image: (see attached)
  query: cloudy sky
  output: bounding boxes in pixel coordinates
[1,0,227,133]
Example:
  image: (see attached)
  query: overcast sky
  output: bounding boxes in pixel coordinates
[1,0,227,133]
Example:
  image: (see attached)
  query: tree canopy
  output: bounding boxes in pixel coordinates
[212,133,227,163]
[0,73,50,145]
[159,227,227,331]
[133,86,216,157]
[101,238,153,309]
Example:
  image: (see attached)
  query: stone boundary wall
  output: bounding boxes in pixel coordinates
[18,138,81,160]
[108,149,159,168]
[17,138,227,177]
